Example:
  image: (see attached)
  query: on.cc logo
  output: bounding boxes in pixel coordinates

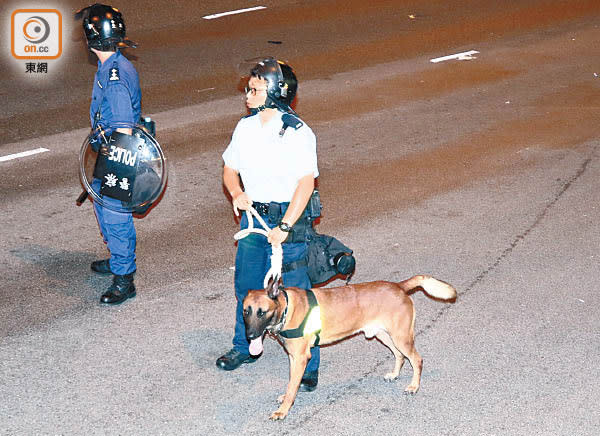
[11,9,62,59]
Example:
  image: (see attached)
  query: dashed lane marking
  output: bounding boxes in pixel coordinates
[430,50,479,63]
[202,6,266,20]
[0,147,49,163]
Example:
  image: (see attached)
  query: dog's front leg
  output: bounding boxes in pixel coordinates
[270,342,310,420]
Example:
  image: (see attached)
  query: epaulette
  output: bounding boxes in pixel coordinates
[279,113,303,137]
[109,61,120,81]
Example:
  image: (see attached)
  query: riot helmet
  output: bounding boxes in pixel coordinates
[75,3,136,51]
[250,58,298,112]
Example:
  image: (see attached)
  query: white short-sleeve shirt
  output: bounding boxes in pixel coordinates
[222,112,319,203]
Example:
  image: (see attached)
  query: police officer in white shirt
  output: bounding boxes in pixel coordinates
[217,58,320,392]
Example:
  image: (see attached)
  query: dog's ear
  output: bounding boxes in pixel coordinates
[266,276,283,299]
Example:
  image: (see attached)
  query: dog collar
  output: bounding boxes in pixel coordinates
[267,290,289,335]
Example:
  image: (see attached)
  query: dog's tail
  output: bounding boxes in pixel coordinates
[399,275,457,300]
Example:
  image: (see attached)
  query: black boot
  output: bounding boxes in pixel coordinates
[91,259,112,275]
[216,349,258,371]
[100,273,136,305]
[299,370,318,392]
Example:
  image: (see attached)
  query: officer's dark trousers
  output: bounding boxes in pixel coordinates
[92,178,137,276]
[232,211,320,374]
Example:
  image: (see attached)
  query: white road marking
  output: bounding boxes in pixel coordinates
[0,147,49,162]
[430,50,479,63]
[202,6,266,20]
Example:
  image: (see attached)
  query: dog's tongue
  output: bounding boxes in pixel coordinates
[249,337,264,356]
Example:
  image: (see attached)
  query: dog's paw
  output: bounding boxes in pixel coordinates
[384,372,398,382]
[276,394,285,404]
[270,410,287,421]
[404,384,420,394]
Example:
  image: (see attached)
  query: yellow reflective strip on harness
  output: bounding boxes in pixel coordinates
[303,306,321,336]
[279,289,321,345]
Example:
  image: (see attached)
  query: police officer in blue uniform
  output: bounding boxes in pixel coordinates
[77,3,141,305]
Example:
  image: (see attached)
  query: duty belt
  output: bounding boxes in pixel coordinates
[250,201,309,244]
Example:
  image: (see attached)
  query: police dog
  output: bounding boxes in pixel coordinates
[243,275,457,420]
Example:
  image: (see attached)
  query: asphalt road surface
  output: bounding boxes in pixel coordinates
[1,1,599,435]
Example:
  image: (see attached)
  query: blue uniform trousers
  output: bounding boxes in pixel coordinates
[92,178,137,275]
[232,211,320,373]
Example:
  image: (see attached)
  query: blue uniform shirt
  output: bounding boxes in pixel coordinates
[89,50,141,132]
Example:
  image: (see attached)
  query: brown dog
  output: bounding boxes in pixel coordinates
[242,274,457,420]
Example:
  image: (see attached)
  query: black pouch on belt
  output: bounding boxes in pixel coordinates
[286,217,310,243]
[268,202,306,244]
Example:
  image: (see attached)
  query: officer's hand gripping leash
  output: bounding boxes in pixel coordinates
[234,207,283,288]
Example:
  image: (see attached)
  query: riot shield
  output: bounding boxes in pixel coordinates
[79,126,167,213]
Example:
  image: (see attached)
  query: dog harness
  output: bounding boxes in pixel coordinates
[279,289,322,346]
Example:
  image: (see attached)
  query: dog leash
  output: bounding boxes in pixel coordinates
[234,206,323,343]
[234,206,283,289]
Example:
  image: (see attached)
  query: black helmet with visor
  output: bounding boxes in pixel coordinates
[75,3,137,51]
[250,58,298,113]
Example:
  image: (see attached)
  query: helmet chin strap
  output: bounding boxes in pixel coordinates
[247,106,266,116]
[254,101,277,113]
[251,98,289,114]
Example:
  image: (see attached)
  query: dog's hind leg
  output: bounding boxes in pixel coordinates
[375,330,405,381]
[385,303,423,394]
[388,331,423,394]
